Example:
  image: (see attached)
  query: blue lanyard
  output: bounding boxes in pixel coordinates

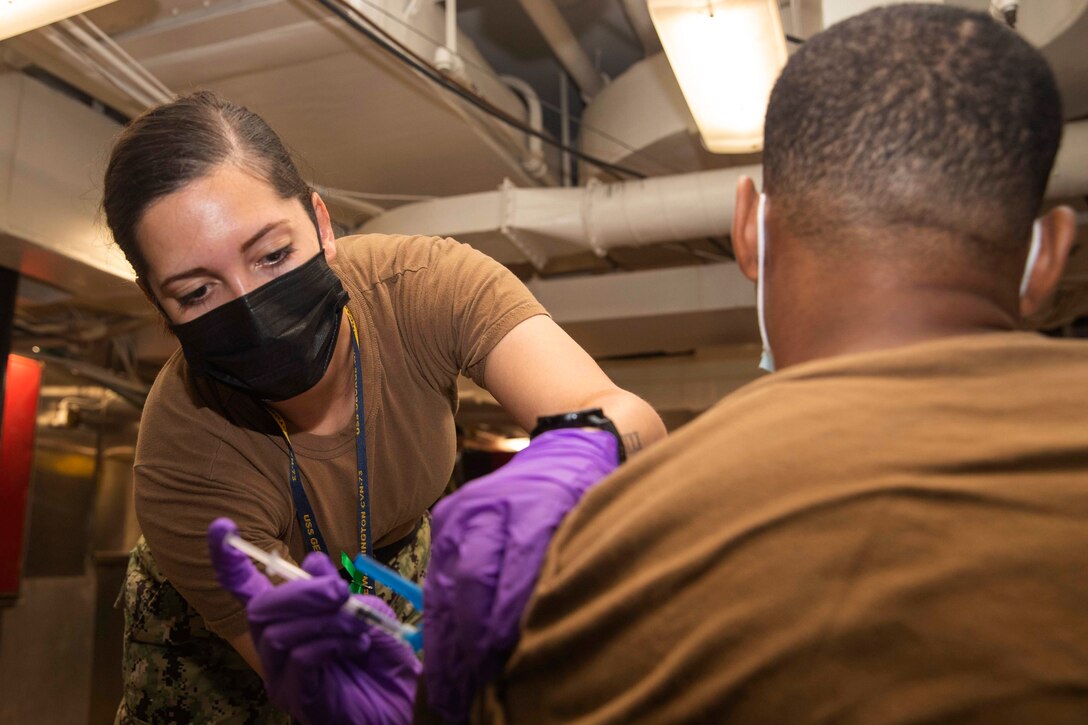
[268,309,373,592]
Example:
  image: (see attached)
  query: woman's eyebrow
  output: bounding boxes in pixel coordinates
[239,219,289,254]
[160,220,290,287]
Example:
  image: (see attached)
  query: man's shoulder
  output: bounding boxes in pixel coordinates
[578,331,1088,519]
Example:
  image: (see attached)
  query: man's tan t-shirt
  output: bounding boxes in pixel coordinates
[492,333,1088,724]
[135,233,545,638]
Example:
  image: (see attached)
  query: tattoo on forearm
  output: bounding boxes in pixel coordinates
[622,431,643,454]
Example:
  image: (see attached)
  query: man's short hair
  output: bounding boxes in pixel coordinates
[763,4,1063,257]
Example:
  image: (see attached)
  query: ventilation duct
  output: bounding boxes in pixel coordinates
[362,119,1088,269]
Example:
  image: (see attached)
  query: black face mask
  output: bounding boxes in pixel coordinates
[171,251,349,402]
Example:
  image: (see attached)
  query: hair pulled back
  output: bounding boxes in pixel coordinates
[103,90,316,282]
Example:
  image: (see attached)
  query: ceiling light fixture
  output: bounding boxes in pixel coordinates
[647,0,788,153]
[0,0,120,42]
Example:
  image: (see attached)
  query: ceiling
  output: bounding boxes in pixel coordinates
[2,0,1087,421]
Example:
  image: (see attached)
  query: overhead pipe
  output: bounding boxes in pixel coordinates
[499,75,549,180]
[336,0,550,186]
[59,15,171,104]
[38,26,162,110]
[517,0,607,99]
[621,0,662,56]
[432,88,553,187]
[29,15,173,113]
[361,119,1088,269]
[2,30,145,118]
[433,0,466,80]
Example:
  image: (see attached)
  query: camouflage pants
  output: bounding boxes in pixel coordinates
[115,514,431,724]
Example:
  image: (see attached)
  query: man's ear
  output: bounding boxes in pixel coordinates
[1021,205,1076,318]
[732,176,760,283]
[312,191,338,263]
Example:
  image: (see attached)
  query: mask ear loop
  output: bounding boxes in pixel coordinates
[1019,219,1043,299]
[757,193,776,373]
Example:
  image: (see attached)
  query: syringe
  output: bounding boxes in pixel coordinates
[225,533,423,652]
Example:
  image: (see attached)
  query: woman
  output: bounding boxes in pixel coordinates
[104,90,665,723]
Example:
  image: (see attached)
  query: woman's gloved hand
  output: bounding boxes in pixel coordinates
[208,519,420,725]
[424,428,620,722]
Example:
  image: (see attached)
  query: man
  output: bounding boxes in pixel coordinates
[487,5,1085,722]
[211,4,1087,723]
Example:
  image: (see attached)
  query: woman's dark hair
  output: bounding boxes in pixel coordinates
[103,90,317,282]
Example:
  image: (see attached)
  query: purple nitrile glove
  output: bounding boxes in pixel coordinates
[424,428,619,722]
[207,517,274,605]
[207,519,420,725]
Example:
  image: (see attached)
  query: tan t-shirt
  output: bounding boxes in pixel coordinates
[490,333,1088,724]
[135,233,546,638]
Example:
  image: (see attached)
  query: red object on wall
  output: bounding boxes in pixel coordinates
[0,355,43,603]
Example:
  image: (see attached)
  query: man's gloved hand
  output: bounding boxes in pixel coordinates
[424,428,620,722]
[208,519,420,725]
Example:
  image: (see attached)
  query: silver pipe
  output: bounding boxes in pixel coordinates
[500,74,548,180]
[58,18,170,106]
[517,0,606,99]
[39,26,160,108]
[71,14,172,99]
[621,0,662,56]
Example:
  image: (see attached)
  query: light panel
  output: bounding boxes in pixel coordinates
[0,0,120,42]
[648,0,788,153]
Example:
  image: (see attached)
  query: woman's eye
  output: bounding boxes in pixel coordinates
[261,246,293,267]
[178,285,209,308]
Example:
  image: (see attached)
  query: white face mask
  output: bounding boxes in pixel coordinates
[755,197,1042,373]
[1020,220,1043,298]
[756,193,774,372]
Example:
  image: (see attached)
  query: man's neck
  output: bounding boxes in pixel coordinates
[267,313,357,436]
[770,261,1020,370]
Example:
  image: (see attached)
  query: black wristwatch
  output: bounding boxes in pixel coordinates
[529,408,626,463]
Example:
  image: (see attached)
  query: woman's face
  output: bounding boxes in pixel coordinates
[136,163,336,325]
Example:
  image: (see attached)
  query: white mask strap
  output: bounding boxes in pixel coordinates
[1019,220,1043,299]
[757,193,775,372]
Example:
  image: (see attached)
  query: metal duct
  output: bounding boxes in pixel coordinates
[362,119,1088,269]
[361,165,759,268]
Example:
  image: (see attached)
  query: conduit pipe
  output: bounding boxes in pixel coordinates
[362,119,1088,270]
[621,0,662,55]
[499,75,549,180]
[57,16,171,105]
[433,0,466,78]
[517,0,606,99]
